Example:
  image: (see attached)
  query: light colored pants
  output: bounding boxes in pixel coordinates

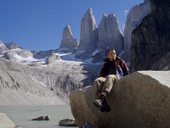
[92,75,119,97]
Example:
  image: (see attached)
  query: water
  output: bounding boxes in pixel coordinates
[0,105,77,128]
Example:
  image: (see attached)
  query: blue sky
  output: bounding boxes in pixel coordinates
[0,0,143,51]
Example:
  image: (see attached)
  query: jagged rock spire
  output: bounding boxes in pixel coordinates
[97,13,124,54]
[75,8,98,59]
[59,24,78,51]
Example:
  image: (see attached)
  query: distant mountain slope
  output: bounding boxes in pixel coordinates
[0,55,100,105]
[0,59,64,105]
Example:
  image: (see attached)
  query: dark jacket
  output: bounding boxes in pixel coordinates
[99,57,129,77]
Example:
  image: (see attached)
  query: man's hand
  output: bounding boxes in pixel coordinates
[97,92,101,98]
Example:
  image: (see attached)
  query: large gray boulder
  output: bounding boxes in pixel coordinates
[59,25,78,52]
[97,14,124,54]
[76,8,98,59]
[130,0,170,71]
[0,113,15,128]
[123,0,151,62]
[70,71,170,128]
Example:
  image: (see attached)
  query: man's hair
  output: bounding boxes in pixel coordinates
[106,48,116,54]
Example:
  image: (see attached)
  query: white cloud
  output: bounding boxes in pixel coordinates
[123,9,129,16]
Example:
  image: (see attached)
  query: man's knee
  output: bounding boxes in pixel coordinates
[106,75,117,80]
[94,77,105,84]
[94,78,99,83]
[93,77,105,95]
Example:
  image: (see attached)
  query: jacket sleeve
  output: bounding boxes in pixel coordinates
[120,60,129,76]
[99,63,107,77]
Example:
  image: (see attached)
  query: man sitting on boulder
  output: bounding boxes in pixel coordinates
[92,48,129,112]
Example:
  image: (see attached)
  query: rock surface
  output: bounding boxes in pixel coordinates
[123,0,151,62]
[76,8,98,59]
[0,113,15,128]
[59,25,78,52]
[130,0,170,71]
[70,71,170,128]
[97,14,124,54]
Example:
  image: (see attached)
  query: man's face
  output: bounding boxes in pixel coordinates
[107,50,117,61]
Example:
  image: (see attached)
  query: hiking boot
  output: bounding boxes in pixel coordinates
[100,99,111,112]
[93,97,111,112]
[93,91,111,112]
[93,91,107,108]
[93,99,102,108]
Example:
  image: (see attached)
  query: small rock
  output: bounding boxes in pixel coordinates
[32,115,50,121]
[58,119,77,127]
[44,115,50,120]
[47,53,61,65]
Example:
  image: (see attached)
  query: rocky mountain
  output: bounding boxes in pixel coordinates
[3,48,33,62]
[59,25,78,52]
[32,49,55,59]
[32,8,126,63]
[97,14,124,54]
[5,42,23,50]
[0,59,64,105]
[75,8,98,59]
[0,40,8,55]
[75,8,126,62]
[130,0,170,71]
[0,50,100,105]
[91,13,124,63]
[123,0,151,62]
